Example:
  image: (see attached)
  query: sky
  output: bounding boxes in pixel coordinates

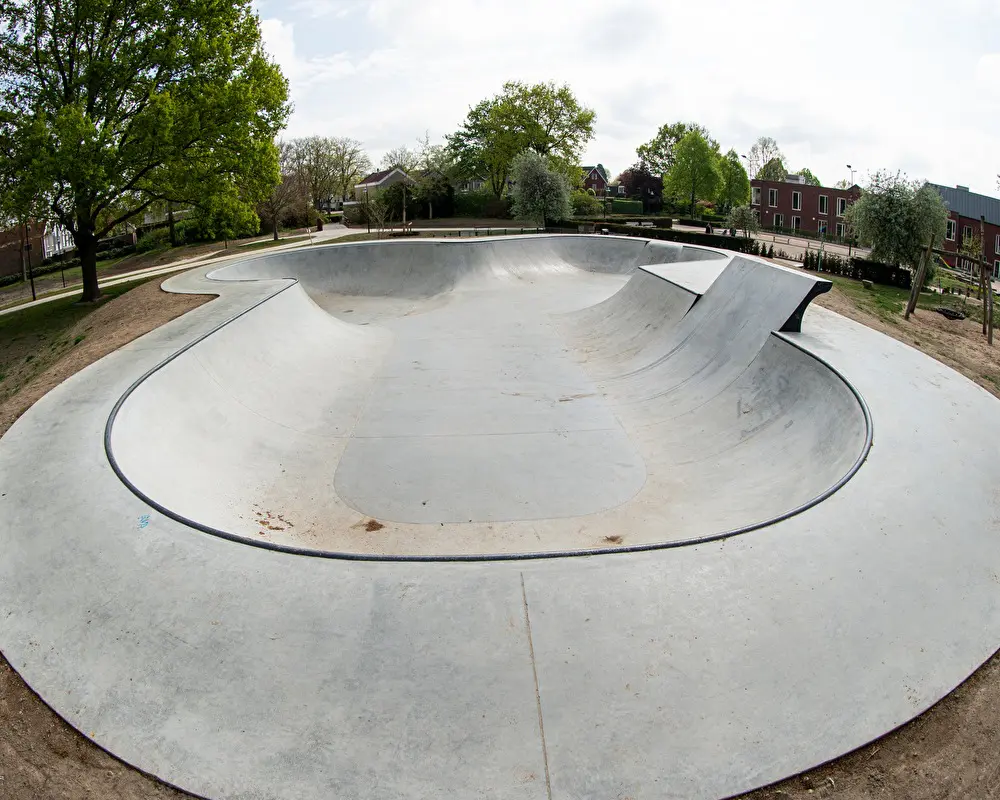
[253,0,1000,194]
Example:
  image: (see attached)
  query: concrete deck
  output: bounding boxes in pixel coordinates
[1,235,999,799]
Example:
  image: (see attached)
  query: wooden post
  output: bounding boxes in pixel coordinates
[979,217,988,336]
[982,216,994,345]
[905,236,935,319]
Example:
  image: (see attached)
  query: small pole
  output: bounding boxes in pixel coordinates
[24,224,36,301]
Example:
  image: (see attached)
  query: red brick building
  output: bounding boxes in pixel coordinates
[581,165,625,197]
[0,223,44,280]
[930,184,1000,279]
[751,176,861,240]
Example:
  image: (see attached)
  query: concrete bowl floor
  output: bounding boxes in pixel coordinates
[108,236,866,557]
[1,235,999,800]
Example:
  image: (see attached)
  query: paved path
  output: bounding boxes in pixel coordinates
[0,225,357,317]
[1,235,998,799]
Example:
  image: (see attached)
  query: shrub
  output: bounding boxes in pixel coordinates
[136,227,169,253]
[549,222,755,254]
[571,190,601,217]
[609,198,643,215]
[454,189,512,218]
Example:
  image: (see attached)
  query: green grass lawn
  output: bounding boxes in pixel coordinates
[826,273,996,327]
[0,276,152,401]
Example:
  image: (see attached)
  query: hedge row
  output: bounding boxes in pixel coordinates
[550,222,756,254]
[801,251,912,289]
[608,199,643,215]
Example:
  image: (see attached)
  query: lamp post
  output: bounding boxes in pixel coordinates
[23,222,36,301]
[846,164,856,186]
[603,186,608,220]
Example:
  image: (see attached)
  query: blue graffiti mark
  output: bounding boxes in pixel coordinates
[138,514,151,529]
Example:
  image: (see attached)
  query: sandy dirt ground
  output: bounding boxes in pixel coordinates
[1,273,1000,799]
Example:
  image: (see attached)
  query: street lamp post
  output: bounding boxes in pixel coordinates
[24,223,36,301]
[846,164,856,186]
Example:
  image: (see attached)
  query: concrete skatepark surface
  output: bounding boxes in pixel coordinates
[1,235,999,799]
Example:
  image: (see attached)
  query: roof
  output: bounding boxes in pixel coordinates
[582,165,609,182]
[930,183,1000,227]
[356,167,411,187]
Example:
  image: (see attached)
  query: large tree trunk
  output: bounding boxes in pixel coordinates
[272,213,280,241]
[689,183,696,216]
[77,228,101,302]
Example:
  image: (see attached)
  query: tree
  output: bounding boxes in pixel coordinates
[798,168,822,186]
[329,138,372,203]
[663,130,721,215]
[616,162,663,212]
[726,205,761,238]
[448,81,595,198]
[0,0,288,302]
[746,136,785,180]
[380,145,420,172]
[504,81,595,174]
[834,179,851,189]
[845,172,947,293]
[757,158,788,182]
[637,122,717,177]
[510,151,571,226]
[258,141,311,241]
[716,150,751,212]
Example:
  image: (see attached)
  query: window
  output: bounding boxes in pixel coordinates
[995,260,1000,279]
[752,186,761,206]
[792,191,801,211]
[768,188,778,207]
[774,213,784,229]
[818,195,828,215]
[836,222,846,239]
[836,197,847,217]
[963,225,973,242]
[995,234,1000,253]
[946,219,956,241]
[817,220,828,235]
[791,216,801,230]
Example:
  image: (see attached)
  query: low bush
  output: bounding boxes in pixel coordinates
[608,198,643,215]
[801,251,912,289]
[453,190,512,218]
[549,222,755,254]
[136,227,170,253]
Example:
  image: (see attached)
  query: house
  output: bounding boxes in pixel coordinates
[455,177,486,193]
[0,220,72,280]
[750,177,861,239]
[354,167,414,201]
[581,165,625,196]
[929,184,1000,279]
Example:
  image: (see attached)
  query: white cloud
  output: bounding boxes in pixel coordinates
[257,0,1000,193]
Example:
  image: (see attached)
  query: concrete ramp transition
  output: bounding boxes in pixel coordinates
[108,235,866,557]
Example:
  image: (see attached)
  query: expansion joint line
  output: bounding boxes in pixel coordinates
[520,572,553,800]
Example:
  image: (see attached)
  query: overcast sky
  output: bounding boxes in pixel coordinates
[253,0,999,193]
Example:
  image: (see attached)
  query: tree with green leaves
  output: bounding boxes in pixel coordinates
[757,158,788,182]
[716,149,751,212]
[746,136,785,180]
[726,205,761,238]
[637,122,718,177]
[510,151,571,226]
[663,130,721,215]
[0,0,289,301]
[797,168,821,186]
[448,81,595,198]
[845,172,947,303]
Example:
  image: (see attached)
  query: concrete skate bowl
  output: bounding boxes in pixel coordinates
[107,235,871,558]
